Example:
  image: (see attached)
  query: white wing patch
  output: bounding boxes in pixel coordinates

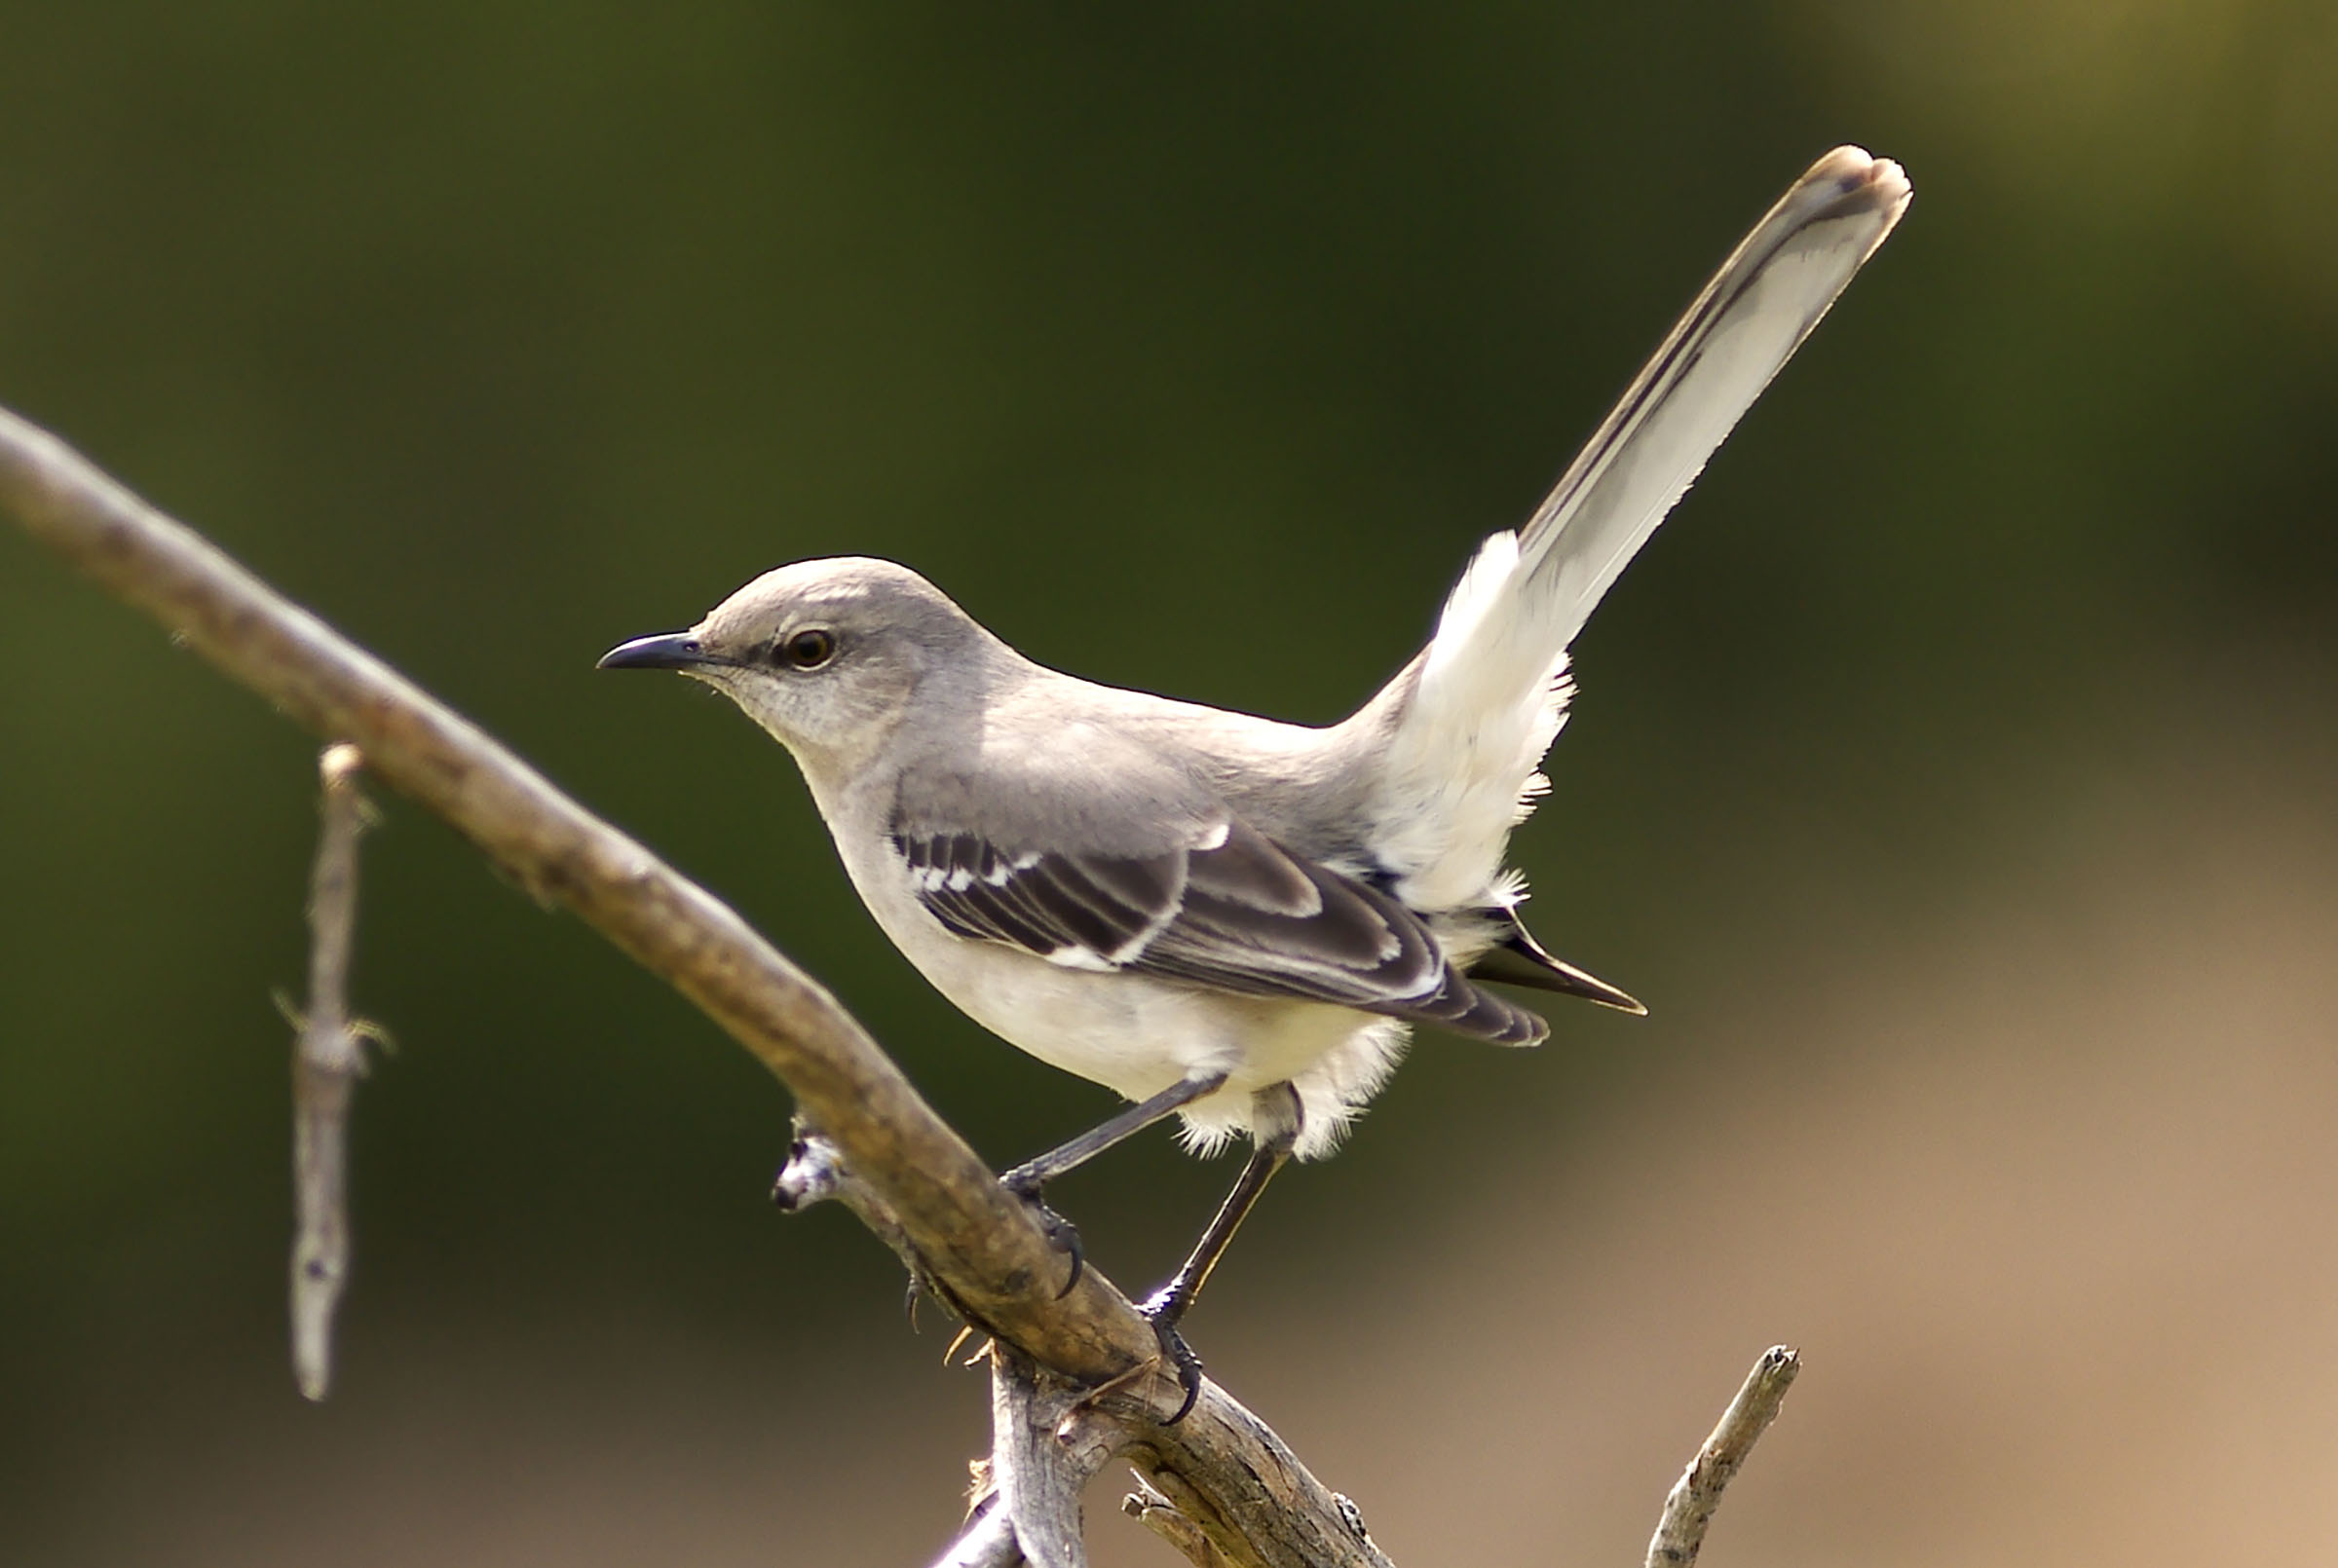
[914,849,1039,894]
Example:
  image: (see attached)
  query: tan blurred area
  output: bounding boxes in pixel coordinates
[1263,739,2338,1567]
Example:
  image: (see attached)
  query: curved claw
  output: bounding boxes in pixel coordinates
[1002,1177,1085,1297]
[1033,1201,1085,1297]
[1141,1297,1205,1425]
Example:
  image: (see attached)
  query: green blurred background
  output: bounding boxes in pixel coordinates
[4,5,2335,1564]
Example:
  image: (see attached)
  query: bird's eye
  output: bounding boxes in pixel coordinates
[780,628,837,670]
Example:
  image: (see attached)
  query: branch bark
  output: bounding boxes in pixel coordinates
[933,1505,1024,1568]
[1125,1474,1241,1568]
[980,1344,1127,1568]
[789,1127,1394,1568]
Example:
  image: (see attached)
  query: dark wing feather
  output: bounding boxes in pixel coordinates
[893,817,1546,1046]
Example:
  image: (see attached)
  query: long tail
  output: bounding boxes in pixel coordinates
[1366,146,1913,911]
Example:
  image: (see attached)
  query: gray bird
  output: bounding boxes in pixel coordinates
[603,145,1910,1421]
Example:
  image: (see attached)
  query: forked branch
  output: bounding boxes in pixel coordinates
[4,405,1807,1566]
[1,405,1396,1564]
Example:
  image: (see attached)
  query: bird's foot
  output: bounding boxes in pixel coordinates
[1139,1289,1205,1426]
[999,1171,1084,1297]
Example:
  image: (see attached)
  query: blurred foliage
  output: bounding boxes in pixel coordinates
[1,4,2333,1564]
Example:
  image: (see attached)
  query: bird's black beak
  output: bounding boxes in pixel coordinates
[596,632,709,672]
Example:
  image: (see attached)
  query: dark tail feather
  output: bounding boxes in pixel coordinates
[1466,908,1646,1016]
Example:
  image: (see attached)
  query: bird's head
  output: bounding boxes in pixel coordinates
[598,556,998,766]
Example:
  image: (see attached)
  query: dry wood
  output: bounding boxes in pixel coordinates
[933,1505,1024,1568]
[289,741,372,1400]
[1645,1346,1801,1568]
[1125,1474,1240,1568]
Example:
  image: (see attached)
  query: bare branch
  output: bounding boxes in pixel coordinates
[1124,1387,1396,1568]
[0,404,1406,1565]
[289,742,373,1400]
[0,404,1128,1373]
[772,1123,926,1301]
[779,1129,1397,1568]
[6,405,1824,1568]
[984,1349,1091,1568]
[963,1345,1130,1568]
[1645,1346,1801,1568]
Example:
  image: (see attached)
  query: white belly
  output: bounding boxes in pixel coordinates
[843,837,1407,1159]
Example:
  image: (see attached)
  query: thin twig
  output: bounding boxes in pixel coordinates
[773,1122,929,1301]
[289,742,372,1400]
[1644,1346,1801,1568]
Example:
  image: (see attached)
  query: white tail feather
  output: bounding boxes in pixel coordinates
[1369,147,1912,911]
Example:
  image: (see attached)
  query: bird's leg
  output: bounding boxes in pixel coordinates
[1142,1084,1301,1425]
[1001,1069,1231,1189]
[999,1068,1231,1296]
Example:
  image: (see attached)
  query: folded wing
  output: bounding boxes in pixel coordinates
[891,816,1547,1045]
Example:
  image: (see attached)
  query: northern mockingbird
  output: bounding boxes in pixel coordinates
[603,145,1909,1420]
